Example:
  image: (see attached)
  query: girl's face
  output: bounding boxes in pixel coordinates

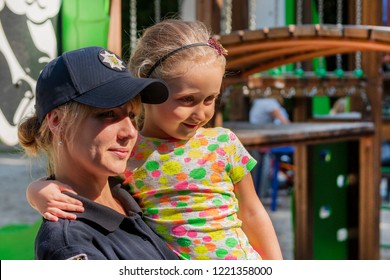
[141,62,224,140]
[64,102,139,179]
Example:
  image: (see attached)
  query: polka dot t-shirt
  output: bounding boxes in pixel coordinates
[123,127,260,260]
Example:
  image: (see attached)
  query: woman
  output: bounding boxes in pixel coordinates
[17,46,178,260]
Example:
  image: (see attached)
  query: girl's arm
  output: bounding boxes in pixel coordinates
[234,173,283,260]
[26,178,84,222]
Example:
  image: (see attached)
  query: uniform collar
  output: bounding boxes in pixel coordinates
[64,180,143,232]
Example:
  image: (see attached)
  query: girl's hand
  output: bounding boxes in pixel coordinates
[26,178,84,222]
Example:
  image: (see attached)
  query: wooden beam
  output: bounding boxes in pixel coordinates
[316,24,343,37]
[227,45,323,69]
[344,26,370,39]
[265,26,291,39]
[225,38,390,56]
[108,0,122,56]
[291,25,317,37]
[239,47,352,77]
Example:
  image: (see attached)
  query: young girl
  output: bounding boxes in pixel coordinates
[27,19,283,260]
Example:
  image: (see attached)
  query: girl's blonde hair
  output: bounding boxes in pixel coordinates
[129,19,226,80]
[18,98,141,175]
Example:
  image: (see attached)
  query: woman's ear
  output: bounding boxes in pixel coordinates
[46,109,63,135]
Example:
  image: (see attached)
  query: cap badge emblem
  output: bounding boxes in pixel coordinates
[98,49,126,71]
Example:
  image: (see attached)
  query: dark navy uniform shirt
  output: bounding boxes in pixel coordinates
[35,182,179,260]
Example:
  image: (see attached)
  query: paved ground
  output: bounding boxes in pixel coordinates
[0,147,389,259]
[0,148,44,227]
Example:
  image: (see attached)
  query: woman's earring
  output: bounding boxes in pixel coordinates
[58,140,63,145]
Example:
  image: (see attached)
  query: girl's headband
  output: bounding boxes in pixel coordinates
[146,37,227,77]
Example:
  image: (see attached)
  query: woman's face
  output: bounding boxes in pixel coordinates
[64,102,139,178]
[141,62,224,140]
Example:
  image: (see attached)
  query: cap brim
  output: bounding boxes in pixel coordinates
[73,77,169,108]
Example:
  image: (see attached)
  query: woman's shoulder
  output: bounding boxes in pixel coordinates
[35,219,80,259]
[36,219,93,247]
[37,219,68,238]
[36,218,109,260]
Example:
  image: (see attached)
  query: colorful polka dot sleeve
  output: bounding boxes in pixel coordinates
[123,127,260,260]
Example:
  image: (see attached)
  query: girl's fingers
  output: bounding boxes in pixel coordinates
[58,185,78,195]
[58,201,84,212]
[52,192,84,207]
[47,200,84,213]
[46,208,78,220]
[43,212,59,222]
[59,193,83,207]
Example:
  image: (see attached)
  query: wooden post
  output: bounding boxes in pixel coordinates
[231,0,249,31]
[108,0,122,56]
[388,0,390,26]
[359,0,382,260]
[294,145,312,259]
[196,0,222,33]
[196,0,249,33]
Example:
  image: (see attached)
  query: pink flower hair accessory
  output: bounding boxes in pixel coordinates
[207,37,228,56]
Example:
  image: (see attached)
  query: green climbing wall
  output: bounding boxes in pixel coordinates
[309,141,358,259]
[61,0,110,52]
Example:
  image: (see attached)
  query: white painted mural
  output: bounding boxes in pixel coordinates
[0,0,60,146]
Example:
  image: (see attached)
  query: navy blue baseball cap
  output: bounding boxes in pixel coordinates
[35,46,169,124]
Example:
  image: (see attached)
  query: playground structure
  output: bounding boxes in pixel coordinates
[194,0,385,260]
[1,0,389,259]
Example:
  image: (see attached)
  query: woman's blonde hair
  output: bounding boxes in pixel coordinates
[18,98,141,175]
[129,19,226,80]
